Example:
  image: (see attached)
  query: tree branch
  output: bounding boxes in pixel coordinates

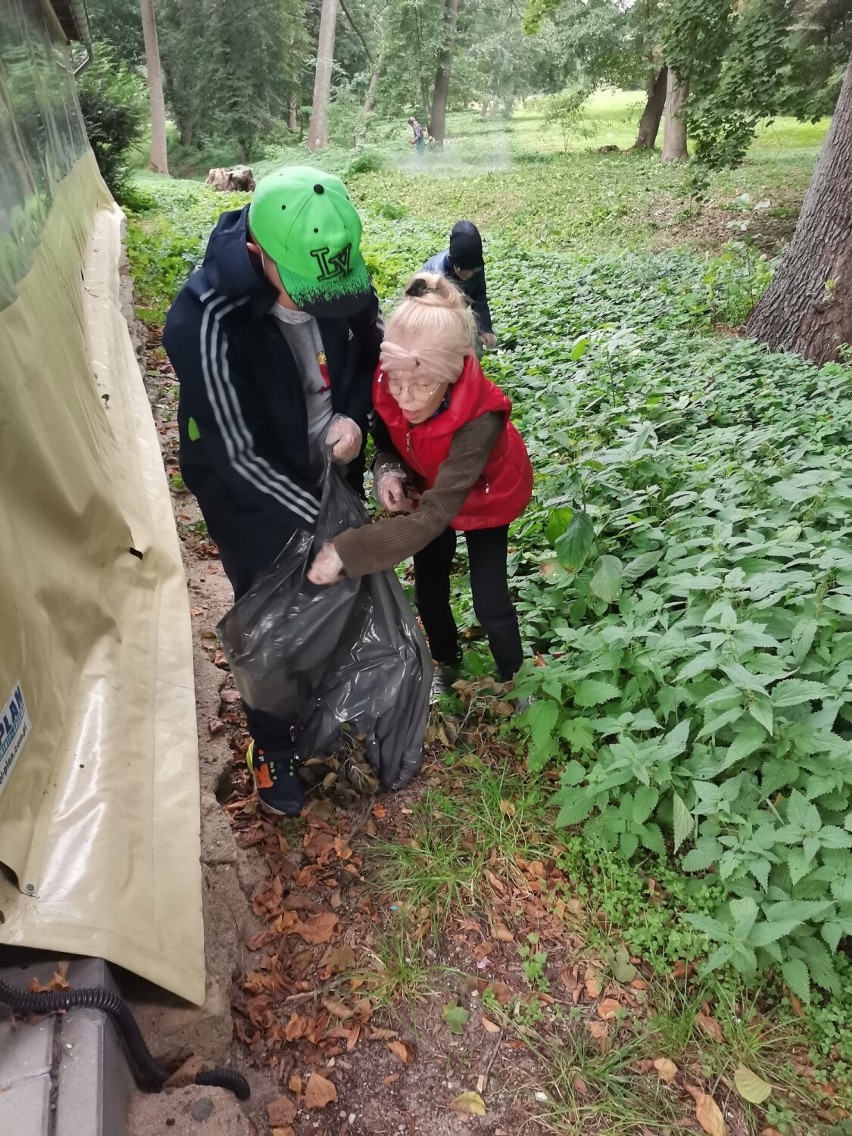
[338,0,374,64]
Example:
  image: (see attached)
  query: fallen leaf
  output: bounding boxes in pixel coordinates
[273,911,300,935]
[164,1055,204,1088]
[442,1004,470,1035]
[387,1040,415,1065]
[368,1028,399,1041]
[266,1097,297,1126]
[190,606,205,616]
[383,1073,401,1086]
[371,803,387,818]
[734,1064,771,1104]
[288,1075,303,1096]
[586,1020,608,1041]
[323,998,352,1020]
[28,971,70,994]
[790,996,806,1018]
[303,1072,337,1110]
[653,1057,678,1083]
[572,1074,588,1094]
[493,922,515,943]
[597,998,621,1020]
[321,944,357,973]
[695,1011,725,1043]
[584,969,600,998]
[296,913,340,945]
[484,981,513,1004]
[481,1017,501,1034]
[450,1091,487,1116]
[686,1085,726,1136]
[484,870,506,894]
[498,799,516,817]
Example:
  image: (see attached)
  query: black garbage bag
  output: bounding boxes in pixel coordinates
[217,458,432,790]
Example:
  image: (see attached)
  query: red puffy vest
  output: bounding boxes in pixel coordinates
[373,354,533,531]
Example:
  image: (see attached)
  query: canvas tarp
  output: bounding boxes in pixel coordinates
[0,0,204,1005]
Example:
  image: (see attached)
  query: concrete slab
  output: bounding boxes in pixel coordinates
[0,955,135,1136]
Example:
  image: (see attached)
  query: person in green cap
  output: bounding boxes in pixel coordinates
[163,165,383,819]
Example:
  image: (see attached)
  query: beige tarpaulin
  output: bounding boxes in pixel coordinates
[0,0,204,1005]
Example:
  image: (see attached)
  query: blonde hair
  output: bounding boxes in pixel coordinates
[380,272,477,386]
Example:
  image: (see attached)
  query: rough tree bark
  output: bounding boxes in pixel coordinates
[362,54,384,119]
[745,55,852,364]
[661,68,689,162]
[140,0,169,174]
[429,0,462,147]
[634,66,668,149]
[307,0,339,151]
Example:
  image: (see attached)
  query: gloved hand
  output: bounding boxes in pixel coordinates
[307,542,344,585]
[324,415,362,464]
[479,332,497,350]
[376,469,415,514]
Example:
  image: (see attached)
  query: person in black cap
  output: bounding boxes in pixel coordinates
[422,221,496,350]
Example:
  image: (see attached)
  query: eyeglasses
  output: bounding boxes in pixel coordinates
[385,375,442,400]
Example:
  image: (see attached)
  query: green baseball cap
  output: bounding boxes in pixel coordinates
[248,165,372,318]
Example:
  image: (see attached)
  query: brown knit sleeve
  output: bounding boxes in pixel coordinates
[335,412,504,577]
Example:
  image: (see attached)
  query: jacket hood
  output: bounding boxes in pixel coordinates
[199,205,277,310]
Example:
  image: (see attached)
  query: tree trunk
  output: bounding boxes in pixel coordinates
[140,0,169,174]
[429,0,462,147]
[661,68,689,162]
[745,56,852,365]
[178,121,192,146]
[362,56,384,119]
[634,66,668,149]
[288,100,299,132]
[307,0,338,151]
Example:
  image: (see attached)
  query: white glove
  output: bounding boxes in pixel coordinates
[324,415,362,464]
[376,470,415,513]
[307,542,344,585]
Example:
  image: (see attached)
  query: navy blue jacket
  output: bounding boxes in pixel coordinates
[162,206,382,588]
[421,249,493,335]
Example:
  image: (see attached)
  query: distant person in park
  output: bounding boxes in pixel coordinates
[407,116,428,157]
[423,221,497,351]
[307,272,533,694]
[162,166,383,818]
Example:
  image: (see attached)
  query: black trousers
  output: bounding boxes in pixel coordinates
[413,524,523,682]
[194,488,301,752]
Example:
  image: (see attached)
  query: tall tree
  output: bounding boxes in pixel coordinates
[140,0,169,173]
[634,65,667,148]
[308,0,340,150]
[429,0,462,144]
[661,68,689,159]
[745,54,852,364]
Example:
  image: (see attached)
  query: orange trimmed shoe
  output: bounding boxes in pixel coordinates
[245,741,304,817]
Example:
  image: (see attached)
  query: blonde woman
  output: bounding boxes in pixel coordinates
[308,273,533,690]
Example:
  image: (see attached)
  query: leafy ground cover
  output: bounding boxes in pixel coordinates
[128,108,852,1134]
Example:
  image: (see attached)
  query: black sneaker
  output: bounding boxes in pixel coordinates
[245,742,304,817]
[431,663,460,700]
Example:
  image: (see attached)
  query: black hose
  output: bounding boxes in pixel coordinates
[0,976,250,1101]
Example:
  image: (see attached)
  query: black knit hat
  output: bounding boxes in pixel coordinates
[449,220,484,271]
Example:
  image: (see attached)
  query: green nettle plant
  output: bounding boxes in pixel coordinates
[500,248,852,1001]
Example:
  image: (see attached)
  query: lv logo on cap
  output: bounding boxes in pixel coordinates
[310,243,352,281]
